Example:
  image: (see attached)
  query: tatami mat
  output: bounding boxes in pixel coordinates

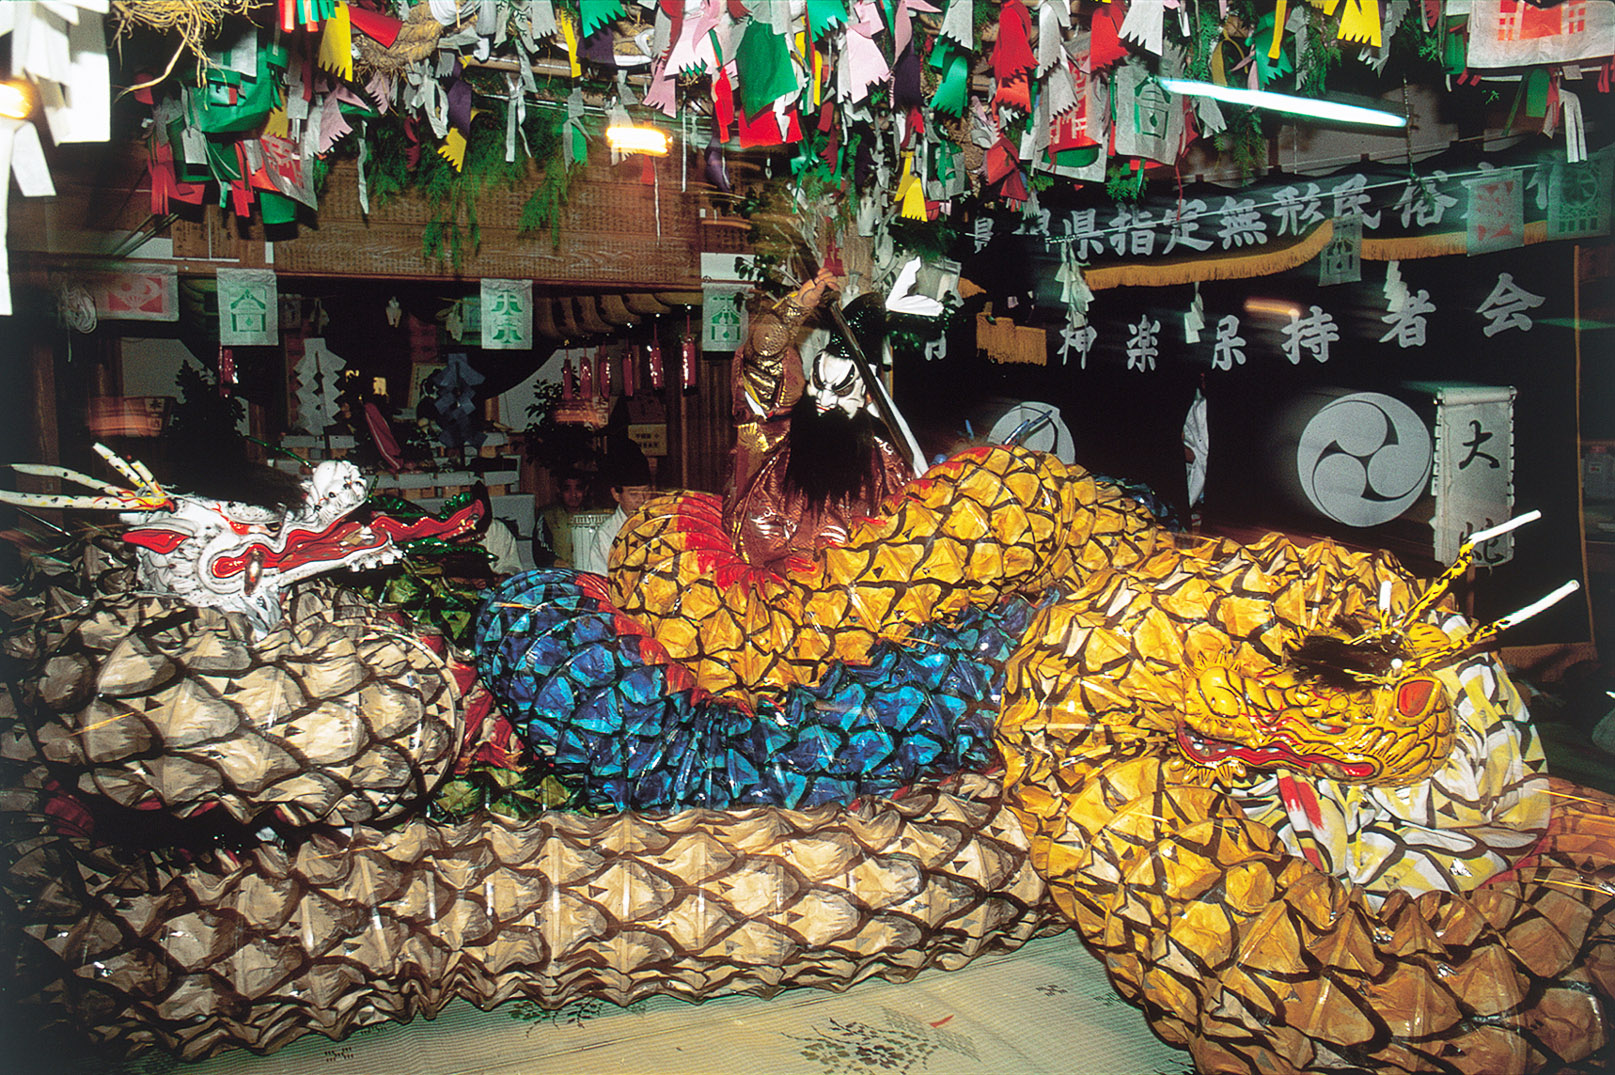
[32,931,1193,1075]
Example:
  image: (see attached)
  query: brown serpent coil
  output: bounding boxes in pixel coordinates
[2,771,1057,1060]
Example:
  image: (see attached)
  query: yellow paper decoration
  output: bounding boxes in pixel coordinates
[1336,0,1382,47]
[894,151,916,205]
[317,2,353,81]
[558,10,581,78]
[438,127,467,171]
[263,106,289,140]
[807,31,823,108]
[1269,0,1288,60]
[900,177,927,220]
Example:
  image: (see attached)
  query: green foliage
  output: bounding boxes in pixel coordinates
[888,215,959,262]
[1104,160,1148,203]
[521,380,596,474]
[1297,8,1347,96]
[344,549,486,644]
[1213,107,1267,180]
[168,359,246,451]
[359,95,574,267]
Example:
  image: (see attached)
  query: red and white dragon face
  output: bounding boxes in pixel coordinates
[4,445,485,632]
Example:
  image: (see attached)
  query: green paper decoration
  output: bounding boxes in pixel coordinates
[191,41,287,135]
[205,140,242,182]
[930,41,970,117]
[1441,17,1467,75]
[1053,146,1101,169]
[1250,14,1294,88]
[734,18,800,119]
[580,0,625,40]
[259,190,298,226]
[806,0,850,39]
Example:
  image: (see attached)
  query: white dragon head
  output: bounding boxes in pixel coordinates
[4,446,486,633]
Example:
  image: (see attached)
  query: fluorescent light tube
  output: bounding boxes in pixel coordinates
[1158,78,1407,128]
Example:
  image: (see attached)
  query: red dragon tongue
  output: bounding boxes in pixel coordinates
[123,528,188,555]
[369,497,488,545]
[211,518,389,580]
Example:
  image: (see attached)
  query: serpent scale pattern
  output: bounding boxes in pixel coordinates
[5,447,1613,1071]
[1,581,462,828]
[608,447,1160,703]
[997,531,1615,1073]
[472,567,1048,811]
[0,772,1056,1060]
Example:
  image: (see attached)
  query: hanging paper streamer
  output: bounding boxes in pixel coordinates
[216,268,278,346]
[316,4,353,81]
[701,287,747,352]
[992,0,1036,110]
[1183,388,1209,507]
[579,0,625,39]
[1464,0,1615,69]
[217,347,236,397]
[425,352,486,449]
[1466,170,1524,255]
[1430,385,1516,566]
[1336,0,1383,48]
[294,337,345,433]
[1184,286,1206,343]
[1546,153,1614,240]
[480,278,533,350]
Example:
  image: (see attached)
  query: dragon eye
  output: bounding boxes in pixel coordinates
[1396,678,1436,718]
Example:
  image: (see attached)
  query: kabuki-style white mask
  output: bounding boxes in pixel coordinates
[807,350,866,417]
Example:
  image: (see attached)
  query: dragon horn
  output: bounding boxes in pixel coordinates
[0,490,151,511]
[1397,511,1543,630]
[3,444,173,513]
[95,442,160,490]
[1407,579,1581,673]
[9,462,125,497]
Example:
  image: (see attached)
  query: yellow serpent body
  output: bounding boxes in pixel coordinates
[996,532,1615,1072]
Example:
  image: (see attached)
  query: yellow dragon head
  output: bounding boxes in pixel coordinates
[1177,512,1577,787]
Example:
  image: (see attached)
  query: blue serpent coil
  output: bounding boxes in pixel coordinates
[472,569,1049,812]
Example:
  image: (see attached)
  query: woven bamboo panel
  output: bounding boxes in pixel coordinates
[170,212,270,267]
[170,157,702,285]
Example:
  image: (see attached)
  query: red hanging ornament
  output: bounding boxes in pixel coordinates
[597,345,611,397]
[647,337,664,390]
[623,344,638,398]
[823,232,844,276]
[680,333,697,391]
[217,347,236,397]
[579,350,595,399]
[562,355,576,400]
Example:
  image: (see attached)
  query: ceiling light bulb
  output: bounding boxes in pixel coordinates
[0,80,35,121]
[605,125,671,156]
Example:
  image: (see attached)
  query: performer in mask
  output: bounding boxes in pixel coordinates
[725,271,914,573]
